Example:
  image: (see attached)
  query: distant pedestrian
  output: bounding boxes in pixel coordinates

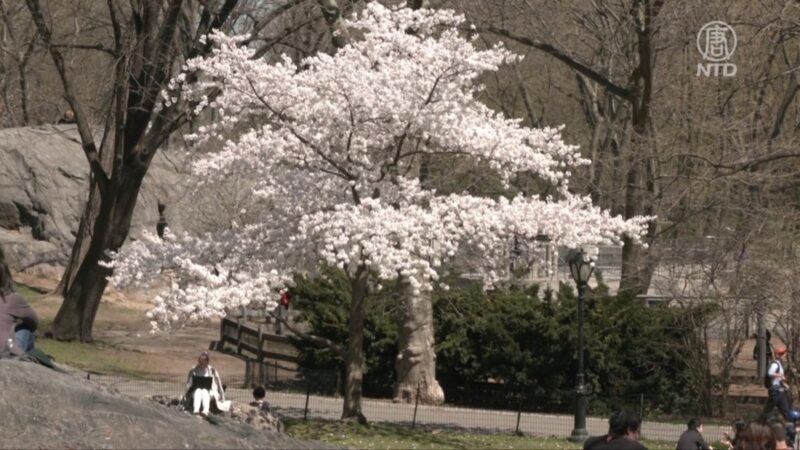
[763,346,792,421]
[589,410,648,450]
[734,422,776,450]
[676,417,710,450]
[156,202,168,239]
[57,109,76,124]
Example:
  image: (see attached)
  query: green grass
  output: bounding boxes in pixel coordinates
[283,418,680,450]
[15,282,45,301]
[14,281,157,377]
[36,339,154,378]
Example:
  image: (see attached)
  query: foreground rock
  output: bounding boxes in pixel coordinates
[152,395,284,433]
[0,360,332,449]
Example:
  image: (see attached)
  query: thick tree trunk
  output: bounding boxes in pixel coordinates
[393,281,444,405]
[27,0,240,343]
[617,111,658,296]
[49,172,145,341]
[617,153,658,296]
[617,0,659,297]
[618,219,656,295]
[55,180,99,297]
[341,265,368,423]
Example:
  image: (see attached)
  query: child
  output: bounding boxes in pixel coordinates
[250,385,271,413]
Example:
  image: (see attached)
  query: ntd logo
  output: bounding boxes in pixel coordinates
[697,21,737,77]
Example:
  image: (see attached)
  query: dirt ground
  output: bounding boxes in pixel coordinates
[17,272,248,383]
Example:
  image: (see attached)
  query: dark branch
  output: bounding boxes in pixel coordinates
[25,0,110,190]
[483,25,634,102]
[51,43,116,57]
[267,308,345,357]
[770,82,800,139]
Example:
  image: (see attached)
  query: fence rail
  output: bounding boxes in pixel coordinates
[217,317,301,387]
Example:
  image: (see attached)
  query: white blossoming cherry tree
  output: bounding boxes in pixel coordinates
[109,3,649,422]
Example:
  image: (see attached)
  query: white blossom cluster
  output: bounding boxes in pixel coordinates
[109,3,650,331]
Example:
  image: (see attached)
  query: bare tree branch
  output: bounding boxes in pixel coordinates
[51,43,116,56]
[483,25,634,101]
[267,308,345,357]
[24,0,109,190]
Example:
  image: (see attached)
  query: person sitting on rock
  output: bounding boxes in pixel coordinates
[0,248,38,356]
[250,385,271,413]
[184,351,230,416]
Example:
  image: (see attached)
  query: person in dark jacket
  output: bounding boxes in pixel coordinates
[0,248,38,355]
[585,410,627,449]
[677,417,710,450]
[589,410,648,450]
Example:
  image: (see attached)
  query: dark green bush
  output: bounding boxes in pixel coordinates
[290,268,705,414]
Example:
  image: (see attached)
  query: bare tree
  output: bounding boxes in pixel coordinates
[0,1,38,126]
[25,0,316,341]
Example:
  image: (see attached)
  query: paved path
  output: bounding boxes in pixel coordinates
[99,376,732,444]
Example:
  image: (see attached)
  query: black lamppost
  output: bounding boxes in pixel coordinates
[567,248,595,443]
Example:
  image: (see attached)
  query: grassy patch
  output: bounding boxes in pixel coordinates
[14,282,156,377]
[283,418,678,450]
[15,283,46,300]
[18,278,150,334]
[37,339,155,378]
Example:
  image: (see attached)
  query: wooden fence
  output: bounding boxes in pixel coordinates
[217,317,300,387]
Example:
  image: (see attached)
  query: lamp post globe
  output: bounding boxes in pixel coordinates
[567,248,594,443]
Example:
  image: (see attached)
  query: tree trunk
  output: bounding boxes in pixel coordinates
[393,281,444,405]
[26,0,243,343]
[49,172,145,341]
[617,126,658,296]
[619,229,654,295]
[341,265,368,423]
[54,179,99,298]
[618,0,659,296]
[17,64,29,125]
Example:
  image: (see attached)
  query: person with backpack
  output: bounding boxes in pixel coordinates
[0,248,38,356]
[763,346,792,421]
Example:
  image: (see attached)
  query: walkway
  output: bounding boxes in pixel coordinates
[98,376,732,444]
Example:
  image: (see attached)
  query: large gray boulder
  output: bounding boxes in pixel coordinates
[0,360,332,449]
[0,125,186,272]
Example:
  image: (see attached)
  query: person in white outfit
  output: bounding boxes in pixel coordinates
[185,351,230,416]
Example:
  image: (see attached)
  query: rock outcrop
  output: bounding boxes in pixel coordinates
[0,359,331,449]
[152,395,285,433]
[0,125,187,272]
